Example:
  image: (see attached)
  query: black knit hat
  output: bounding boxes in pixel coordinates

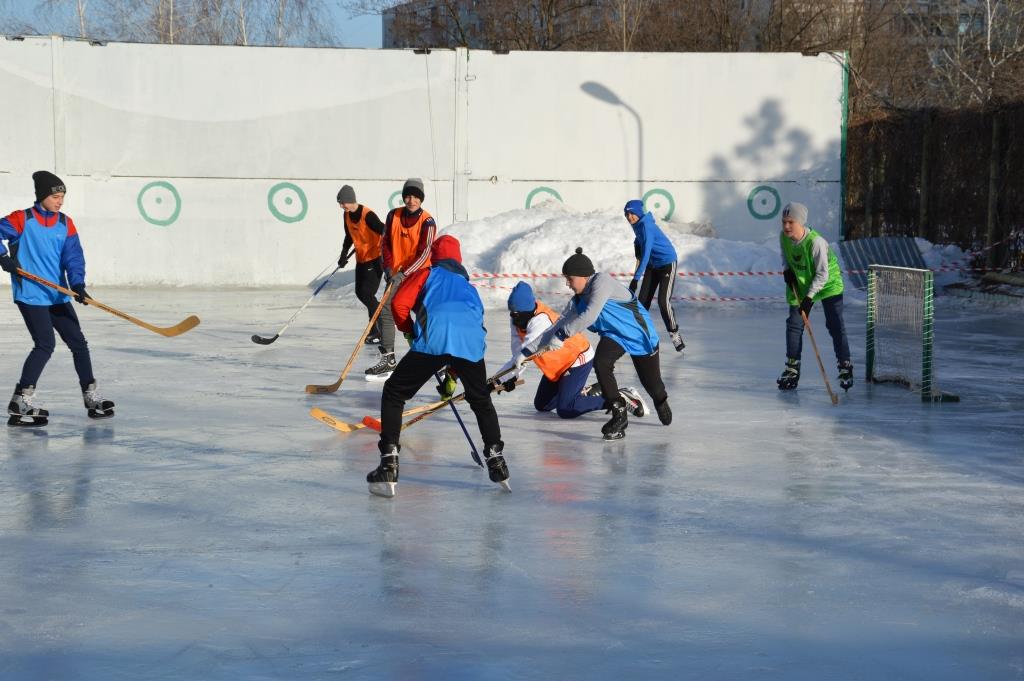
[402,177,425,201]
[562,247,595,277]
[33,170,66,202]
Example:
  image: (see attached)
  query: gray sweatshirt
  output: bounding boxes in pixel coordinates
[523,272,631,354]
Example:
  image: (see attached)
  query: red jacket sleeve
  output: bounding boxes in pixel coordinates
[404,218,436,275]
[391,268,430,334]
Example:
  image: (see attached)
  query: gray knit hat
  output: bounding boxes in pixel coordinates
[402,177,425,201]
[782,202,808,225]
[336,184,356,204]
[561,247,595,277]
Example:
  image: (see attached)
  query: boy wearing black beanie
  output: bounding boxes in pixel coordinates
[0,171,114,425]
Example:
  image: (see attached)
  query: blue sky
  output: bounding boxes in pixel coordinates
[1,1,384,48]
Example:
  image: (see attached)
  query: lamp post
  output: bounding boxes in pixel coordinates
[581,81,644,196]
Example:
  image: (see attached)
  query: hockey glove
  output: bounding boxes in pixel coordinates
[0,253,20,275]
[799,296,814,316]
[783,268,797,287]
[391,270,406,288]
[500,378,517,393]
[435,370,458,399]
[628,279,639,295]
[338,252,350,268]
[71,283,90,305]
[515,349,531,371]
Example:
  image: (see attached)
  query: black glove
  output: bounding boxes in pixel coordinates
[783,269,797,287]
[71,283,89,305]
[628,279,638,295]
[0,253,20,275]
[799,296,813,315]
[499,378,517,393]
[338,252,349,268]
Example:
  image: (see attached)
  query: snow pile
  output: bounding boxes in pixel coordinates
[326,204,967,310]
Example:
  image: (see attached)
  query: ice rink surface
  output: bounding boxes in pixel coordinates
[1,289,1022,680]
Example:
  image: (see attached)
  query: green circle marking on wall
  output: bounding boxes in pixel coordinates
[747,185,781,220]
[641,188,675,221]
[388,191,403,210]
[267,182,308,223]
[137,181,182,226]
[525,186,563,209]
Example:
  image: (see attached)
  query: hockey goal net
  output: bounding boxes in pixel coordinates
[866,265,958,402]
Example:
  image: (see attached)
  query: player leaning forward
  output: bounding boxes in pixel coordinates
[0,171,114,426]
[366,235,510,497]
[776,201,853,391]
[520,248,671,441]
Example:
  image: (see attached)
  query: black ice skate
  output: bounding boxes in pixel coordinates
[581,382,602,398]
[364,322,382,345]
[8,385,48,427]
[670,330,686,353]
[601,398,629,441]
[364,351,396,382]
[483,441,511,493]
[777,358,801,391]
[655,399,672,425]
[82,382,115,419]
[838,360,854,392]
[618,387,648,417]
[367,442,400,497]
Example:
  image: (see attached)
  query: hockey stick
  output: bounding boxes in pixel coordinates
[310,401,440,434]
[305,280,395,394]
[16,268,200,337]
[252,265,340,345]
[434,371,483,467]
[791,284,839,406]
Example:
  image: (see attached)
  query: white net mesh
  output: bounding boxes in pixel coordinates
[868,266,933,394]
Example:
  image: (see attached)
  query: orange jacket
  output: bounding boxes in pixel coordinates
[343,206,383,263]
[519,301,591,382]
[383,208,435,275]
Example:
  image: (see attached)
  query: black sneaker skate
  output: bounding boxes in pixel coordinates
[581,382,602,398]
[82,382,115,419]
[364,351,397,382]
[483,441,511,493]
[670,330,686,353]
[655,399,672,425]
[777,358,800,391]
[364,330,381,345]
[601,399,629,441]
[618,387,647,417]
[8,385,48,427]
[367,442,400,497]
[838,360,854,392]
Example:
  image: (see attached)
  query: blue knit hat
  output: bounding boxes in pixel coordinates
[507,281,536,312]
[624,199,645,217]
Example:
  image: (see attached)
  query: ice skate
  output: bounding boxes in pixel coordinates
[364,350,396,382]
[8,385,48,427]
[367,442,400,497]
[601,399,629,441]
[581,382,602,398]
[82,381,115,419]
[670,330,686,353]
[483,441,511,493]
[838,360,854,392]
[618,387,647,417]
[777,358,800,391]
[655,399,672,425]
[364,329,382,345]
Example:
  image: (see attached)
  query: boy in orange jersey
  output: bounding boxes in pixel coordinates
[365,177,436,380]
[336,185,386,345]
[494,282,646,419]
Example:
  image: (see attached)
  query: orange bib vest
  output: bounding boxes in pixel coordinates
[517,301,591,382]
[345,207,383,264]
[388,209,433,272]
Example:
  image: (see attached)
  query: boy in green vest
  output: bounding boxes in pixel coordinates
[777,202,853,391]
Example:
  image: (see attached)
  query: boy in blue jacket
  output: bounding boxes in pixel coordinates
[625,200,685,352]
[0,171,114,426]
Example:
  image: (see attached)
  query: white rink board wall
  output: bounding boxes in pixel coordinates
[0,36,845,286]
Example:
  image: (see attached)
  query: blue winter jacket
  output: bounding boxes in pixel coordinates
[0,204,85,305]
[632,211,677,281]
[409,259,487,361]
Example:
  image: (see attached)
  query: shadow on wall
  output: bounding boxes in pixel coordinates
[701,99,842,244]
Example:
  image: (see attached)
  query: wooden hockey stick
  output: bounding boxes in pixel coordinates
[310,401,440,434]
[16,268,200,337]
[305,281,395,394]
[791,284,839,406]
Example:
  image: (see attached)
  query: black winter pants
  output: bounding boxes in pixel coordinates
[380,350,501,449]
[16,301,94,390]
[637,262,679,333]
[354,258,383,335]
[593,336,668,409]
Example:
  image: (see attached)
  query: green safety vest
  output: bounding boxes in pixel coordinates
[780,227,843,305]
